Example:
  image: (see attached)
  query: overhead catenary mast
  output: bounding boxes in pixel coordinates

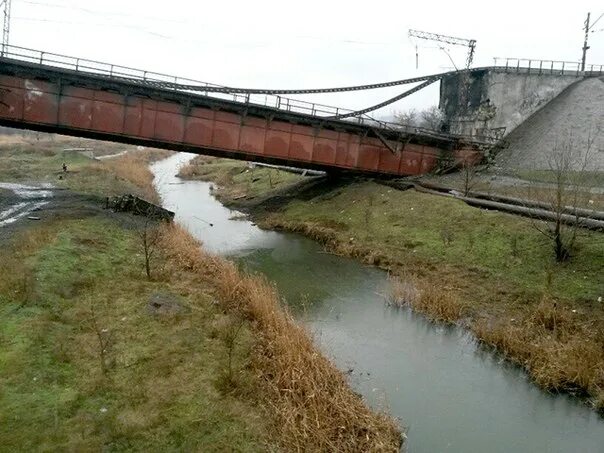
[408,29,476,69]
[408,28,477,110]
[1,0,10,56]
[581,12,604,71]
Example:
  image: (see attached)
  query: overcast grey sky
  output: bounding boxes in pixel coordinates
[8,0,604,116]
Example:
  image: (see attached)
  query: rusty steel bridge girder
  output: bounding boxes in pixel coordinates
[0,56,483,176]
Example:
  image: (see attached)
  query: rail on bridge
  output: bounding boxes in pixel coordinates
[0,45,491,176]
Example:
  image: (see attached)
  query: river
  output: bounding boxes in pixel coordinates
[152,152,604,453]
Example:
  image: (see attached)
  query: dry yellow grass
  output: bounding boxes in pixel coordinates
[101,150,172,203]
[387,274,466,324]
[158,223,403,451]
[473,296,604,410]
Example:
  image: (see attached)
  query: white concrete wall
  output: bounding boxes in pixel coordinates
[485,72,581,136]
[441,70,582,139]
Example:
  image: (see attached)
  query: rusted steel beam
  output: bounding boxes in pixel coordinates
[0,61,479,177]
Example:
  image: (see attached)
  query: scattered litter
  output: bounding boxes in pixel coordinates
[27,216,40,221]
[100,407,108,414]
[228,213,247,221]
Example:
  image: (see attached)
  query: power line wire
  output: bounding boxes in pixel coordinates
[14,0,184,23]
[12,16,172,38]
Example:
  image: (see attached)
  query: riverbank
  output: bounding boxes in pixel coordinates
[0,139,402,451]
[179,156,604,412]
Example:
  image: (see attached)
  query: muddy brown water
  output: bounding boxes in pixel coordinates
[153,153,604,453]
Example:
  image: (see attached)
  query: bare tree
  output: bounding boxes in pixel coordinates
[460,160,479,196]
[364,192,375,232]
[89,300,112,374]
[138,219,161,280]
[395,106,444,130]
[419,106,444,130]
[394,108,419,126]
[528,133,596,262]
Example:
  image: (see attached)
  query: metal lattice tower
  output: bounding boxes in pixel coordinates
[409,28,477,116]
[1,0,11,56]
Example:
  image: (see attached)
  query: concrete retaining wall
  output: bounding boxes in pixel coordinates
[439,70,581,138]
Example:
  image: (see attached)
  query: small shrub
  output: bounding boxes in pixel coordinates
[440,226,454,247]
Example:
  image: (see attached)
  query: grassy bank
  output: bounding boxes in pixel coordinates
[0,140,170,203]
[0,219,273,450]
[178,155,304,200]
[1,138,402,450]
[180,155,604,411]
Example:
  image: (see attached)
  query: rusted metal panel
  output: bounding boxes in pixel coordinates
[289,133,313,162]
[212,126,238,150]
[265,129,291,159]
[378,147,402,174]
[313,137,337,165]
[140,99,158,138]
[400,143,425,174]
[23,80,57,124]
[239,125,266,154]
[59,93,93,129]
[420,149,440,173]
[91,98,122,134]
[155,110,184,142]
[357,138,382,172]
[123,97,144,136]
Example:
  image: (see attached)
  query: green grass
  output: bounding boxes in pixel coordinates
[0,218,272,451]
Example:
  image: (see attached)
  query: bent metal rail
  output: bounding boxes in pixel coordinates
[0,46,499,176]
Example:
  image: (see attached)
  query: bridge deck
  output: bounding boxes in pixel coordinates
[0,46,485,176]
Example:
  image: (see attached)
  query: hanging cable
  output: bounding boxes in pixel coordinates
[326,78,439,119]
[134,69,458,95]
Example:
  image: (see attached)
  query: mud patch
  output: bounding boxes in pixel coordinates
[147,292,188,316]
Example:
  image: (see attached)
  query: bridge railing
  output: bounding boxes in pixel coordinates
[1,46,377,122]
[492,57,604,76]
[0,44,482,144]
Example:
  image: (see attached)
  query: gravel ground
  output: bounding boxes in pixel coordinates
[497,77,604,171]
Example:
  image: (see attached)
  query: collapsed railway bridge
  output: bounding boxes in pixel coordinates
[0,46,601,176]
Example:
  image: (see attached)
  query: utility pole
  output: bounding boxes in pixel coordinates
[581,12,591,71]
[1,0,10,57]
